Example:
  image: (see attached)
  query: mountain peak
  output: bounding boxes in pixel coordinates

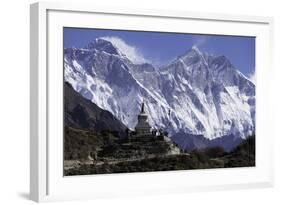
[171,46,207,67]
[191,45,201,53]
[85,37,149,65]
[180,46,204,59]
[85,38,121,55]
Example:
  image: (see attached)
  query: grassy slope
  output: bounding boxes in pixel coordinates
[64,125,255,176]
[64,126,118,160]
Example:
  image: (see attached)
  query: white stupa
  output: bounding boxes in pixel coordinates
[135,100,151,137]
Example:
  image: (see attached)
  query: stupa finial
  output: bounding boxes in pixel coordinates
[141,98,145,113]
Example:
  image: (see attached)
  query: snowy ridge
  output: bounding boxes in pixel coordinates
[64,38,255,145]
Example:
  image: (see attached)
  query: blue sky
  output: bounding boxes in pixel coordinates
[64,27,255,78]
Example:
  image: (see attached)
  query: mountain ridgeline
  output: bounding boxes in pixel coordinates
[64,38,255,151]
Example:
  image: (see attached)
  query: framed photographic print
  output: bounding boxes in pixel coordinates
[30,2,274,202]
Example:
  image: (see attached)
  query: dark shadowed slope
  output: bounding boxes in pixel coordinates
[64,82,127,136]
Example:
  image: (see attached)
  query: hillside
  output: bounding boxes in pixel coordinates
[64,82,127,136]
[65,134,255,175]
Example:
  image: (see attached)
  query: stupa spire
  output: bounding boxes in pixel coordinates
[141,99,145,113]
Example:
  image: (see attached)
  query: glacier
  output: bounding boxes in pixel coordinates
[64,38,255,150]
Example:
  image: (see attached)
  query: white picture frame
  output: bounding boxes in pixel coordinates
[30,2,274,202]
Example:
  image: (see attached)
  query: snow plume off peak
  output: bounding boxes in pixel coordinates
[100,36,148,64]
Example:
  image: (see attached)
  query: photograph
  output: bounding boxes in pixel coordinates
[63,27,256,176]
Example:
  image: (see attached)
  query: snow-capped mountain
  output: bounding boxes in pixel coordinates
[64,38,255,149]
